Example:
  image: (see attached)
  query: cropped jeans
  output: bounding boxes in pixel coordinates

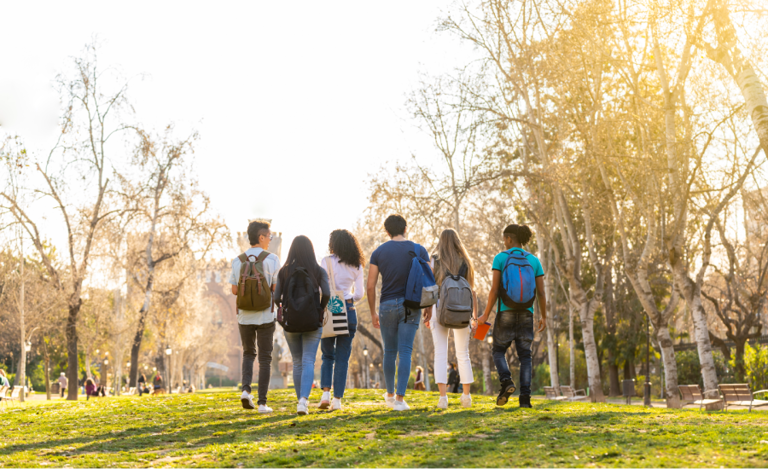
[320,300,357,399]
[379,297,420,397]
[284,327,322,401]
[491,310,533,396]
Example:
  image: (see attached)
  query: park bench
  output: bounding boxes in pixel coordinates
[0,385,9,408]
[543,386,568,401]
[719,384,768,412]
[4,386,22,406]
[678,384,723,411]
[560,385,588,401]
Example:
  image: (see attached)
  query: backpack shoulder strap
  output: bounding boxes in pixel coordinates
[458,262,468,279]
[256,251,270,263]
[238,253,249,263]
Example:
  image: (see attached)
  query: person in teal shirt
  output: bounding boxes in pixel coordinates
[478,224,547,408]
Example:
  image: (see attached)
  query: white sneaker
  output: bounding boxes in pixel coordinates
[331,398,342,411]
[240,391,255,410]
[383,392,395,408]
[460,394,472,408]
[437,396,448,409]
[258,404,273,414]
[297,400,308,415]
[319,391,331,409]
[392,399,410,411]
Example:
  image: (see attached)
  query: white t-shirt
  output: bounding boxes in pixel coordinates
[320,255,364,302]
[229,247,280,325]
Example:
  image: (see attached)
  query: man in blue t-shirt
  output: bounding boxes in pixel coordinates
[478,224,547,408]
[367,214,431,412]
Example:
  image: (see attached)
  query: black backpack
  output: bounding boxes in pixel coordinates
[278,267,322,333]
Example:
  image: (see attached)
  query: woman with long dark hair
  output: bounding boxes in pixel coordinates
[318,229,365,411]
[274,235,330,415]
[430,228,477,409]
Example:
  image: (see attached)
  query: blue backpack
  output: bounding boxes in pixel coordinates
[499,249,536,310]
[404,245,439,310]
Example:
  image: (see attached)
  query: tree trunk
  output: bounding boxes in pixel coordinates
[43,339,51,401]
[85,343,93,380]
[608,353,620,397]
[128,311,148,387]
[545,273,560,392]
[709,2,768,156]
[482,349,493,395]
[569,307,575,389]
[688,296,720,398]
[734,340,746,382]
[66,302,81,400]
[546,319,560,392]
[17,255,26,403]
[655,324,681,408]
[579,306,605,402]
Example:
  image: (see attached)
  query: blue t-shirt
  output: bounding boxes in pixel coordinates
[370,240,430,304]
[492,248,544,314]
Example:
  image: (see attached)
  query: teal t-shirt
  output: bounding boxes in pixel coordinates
[492,248,544,314]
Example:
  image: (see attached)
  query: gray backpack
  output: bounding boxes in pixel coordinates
[437,264,473,329]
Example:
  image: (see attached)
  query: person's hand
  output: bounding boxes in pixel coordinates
[537,317,547,333]
[423,308,432,324]
[371,312,380,329]
[470,317,478,333]
[477,313,489,325]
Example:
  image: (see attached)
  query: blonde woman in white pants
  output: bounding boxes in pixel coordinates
[428,229,478,409]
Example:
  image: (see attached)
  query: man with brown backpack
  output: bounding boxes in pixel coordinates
[229,220,280,413]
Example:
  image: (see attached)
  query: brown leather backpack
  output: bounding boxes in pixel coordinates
[236,251,272,312]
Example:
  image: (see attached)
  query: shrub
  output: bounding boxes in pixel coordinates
[737,343,768,390]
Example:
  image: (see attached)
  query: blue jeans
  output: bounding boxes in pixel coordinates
[492,310,533,396]
[284,327,322,400]
[321,300,357,398]
[379,298,420,397]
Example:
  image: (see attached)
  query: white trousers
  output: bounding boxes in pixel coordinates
[431,319,474,385]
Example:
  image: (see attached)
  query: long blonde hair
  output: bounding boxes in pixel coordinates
[434,229,475,288]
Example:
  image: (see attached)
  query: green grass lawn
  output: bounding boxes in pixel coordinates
[1,388,767,467]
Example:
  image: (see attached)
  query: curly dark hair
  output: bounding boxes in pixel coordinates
[329,229,365,268]
[503,224,533,245]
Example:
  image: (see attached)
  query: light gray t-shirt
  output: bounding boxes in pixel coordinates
[229,247,281,325]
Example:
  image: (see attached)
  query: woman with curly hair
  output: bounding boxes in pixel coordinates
[318,229,365,411]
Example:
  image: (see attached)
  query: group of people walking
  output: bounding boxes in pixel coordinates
[230,215,546,415]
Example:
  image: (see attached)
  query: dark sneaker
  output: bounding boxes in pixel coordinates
[496,380,517,406]
[519,395,532,408]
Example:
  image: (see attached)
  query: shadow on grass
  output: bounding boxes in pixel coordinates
[3,391,766,467]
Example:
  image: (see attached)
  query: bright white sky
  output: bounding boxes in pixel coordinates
[1,1,474,260]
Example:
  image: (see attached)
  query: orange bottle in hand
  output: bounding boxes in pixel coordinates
[474,321,491,341]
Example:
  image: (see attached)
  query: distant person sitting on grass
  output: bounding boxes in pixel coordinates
[153,374,164,394]
[0,369,9,388]
[414,366,426,391]
[85,378,101,400]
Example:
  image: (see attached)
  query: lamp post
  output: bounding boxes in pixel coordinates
[644,314,651,407]
[166,346,172,391]
[103,358,109,393]
[363,345,369,389]
[24,341,31,400]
